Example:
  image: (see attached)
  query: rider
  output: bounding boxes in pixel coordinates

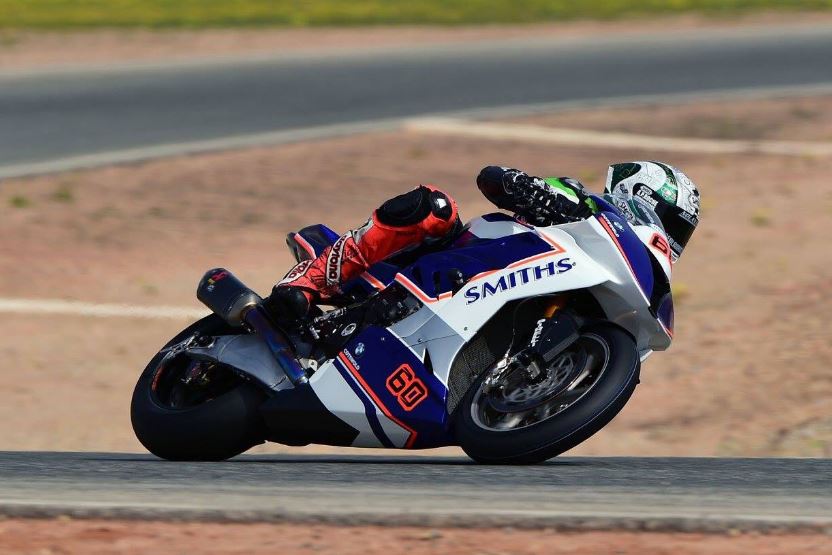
[265,161,700,323]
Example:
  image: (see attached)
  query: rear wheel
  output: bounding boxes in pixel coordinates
[130,315,267,461]
[454,323,639,464]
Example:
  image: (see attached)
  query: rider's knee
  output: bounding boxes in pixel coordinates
[375,185,458,236]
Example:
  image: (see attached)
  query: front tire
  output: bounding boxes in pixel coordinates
[130,315,267,461]
[454,323,640,464]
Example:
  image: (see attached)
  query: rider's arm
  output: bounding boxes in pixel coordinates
[476,166,595,226]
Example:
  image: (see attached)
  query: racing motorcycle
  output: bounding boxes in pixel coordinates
[131,195,675,464]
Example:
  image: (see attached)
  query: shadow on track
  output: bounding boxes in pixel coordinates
[91,453,587,467]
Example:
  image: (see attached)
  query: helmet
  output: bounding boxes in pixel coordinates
[604,161,699,261]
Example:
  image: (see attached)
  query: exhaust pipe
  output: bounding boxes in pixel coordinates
[197,268,308,385]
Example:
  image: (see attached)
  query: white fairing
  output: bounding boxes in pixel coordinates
[391,216,672,387]
[309,360,412,448]
[311,214,673,448]
[633,224,673,280]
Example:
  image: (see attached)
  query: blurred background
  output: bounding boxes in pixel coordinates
[1,0,831,460]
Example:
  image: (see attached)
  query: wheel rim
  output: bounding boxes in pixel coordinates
[470,333,610,432]
[151,353,242,410]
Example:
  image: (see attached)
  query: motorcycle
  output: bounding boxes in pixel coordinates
[131,195,674,464]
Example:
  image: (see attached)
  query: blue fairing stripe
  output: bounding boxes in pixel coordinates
[333,357,394,448]
[597,214,652,301]
[337,351,419,448]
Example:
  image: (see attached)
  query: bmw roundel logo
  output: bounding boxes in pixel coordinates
[354,343,365,357]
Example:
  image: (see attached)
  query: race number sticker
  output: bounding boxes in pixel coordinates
[650,233,672,265]
[385,364,427,411]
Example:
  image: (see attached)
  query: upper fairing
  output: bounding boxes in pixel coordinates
[537,219,672,350]
[391,210,673,350]
[463,212,534,239]
[304,209,676,450]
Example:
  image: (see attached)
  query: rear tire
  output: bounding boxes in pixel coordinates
[130,315,267,461]
[454,323,640,464]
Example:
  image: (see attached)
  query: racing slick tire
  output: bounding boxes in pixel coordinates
[454,323,640,464]
[130,315,267,461]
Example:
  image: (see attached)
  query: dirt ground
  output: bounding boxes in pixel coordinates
[2,93,831,457]
[0,519,829,555]
[2,11,832,71]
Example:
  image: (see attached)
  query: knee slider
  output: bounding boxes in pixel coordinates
[428,189,454,221]
[376,186,456,227]
[376,186,432,227]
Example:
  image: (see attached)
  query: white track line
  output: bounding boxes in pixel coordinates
[406,117,832,157]
[0,298,208,320]
[0,118,403,180]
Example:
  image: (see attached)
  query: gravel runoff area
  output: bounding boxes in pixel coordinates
[2,11,832,71]
[2,93,831,458]
[1,519,830,555]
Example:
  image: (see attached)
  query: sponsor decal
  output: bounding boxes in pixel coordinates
[530,318,545,347]
[464,258,575,304]
[278,259,313,286]
[204,270,229,292]
[343,348,361,370]
[657,183,678,203]
[635,185,659,208]
[667,235,684,256]
[354,342,365,357]
[679,210,698,225]
[326,235,348,286]
[612,198,635,222]
[385,364,428,411]
[601,214,620,237]
[687,191,700,214]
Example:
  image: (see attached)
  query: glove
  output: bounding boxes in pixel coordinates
[516,176,594,226]
[477,166,593,226]
[476,165,519,210]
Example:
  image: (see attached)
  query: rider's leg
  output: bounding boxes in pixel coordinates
[265,185,459,321]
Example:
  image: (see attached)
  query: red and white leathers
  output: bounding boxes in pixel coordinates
[276,185,460,305]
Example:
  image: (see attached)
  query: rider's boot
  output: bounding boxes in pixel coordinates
[263,286,313,325]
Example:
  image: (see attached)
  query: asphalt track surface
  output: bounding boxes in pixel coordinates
[1,452,830,531]
[2,24,832,174]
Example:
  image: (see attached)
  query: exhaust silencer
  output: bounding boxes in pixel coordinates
[196,268,309,385]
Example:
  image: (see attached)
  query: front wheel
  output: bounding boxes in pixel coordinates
[454,323,640,464]
[130,315,267,461]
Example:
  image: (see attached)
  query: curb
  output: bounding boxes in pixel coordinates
[2,504,830,534]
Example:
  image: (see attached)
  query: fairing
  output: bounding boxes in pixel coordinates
[276,209,675,448]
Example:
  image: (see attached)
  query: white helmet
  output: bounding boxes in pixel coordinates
[604,161,700,261]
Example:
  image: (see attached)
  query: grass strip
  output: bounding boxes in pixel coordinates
[1,0,831,29]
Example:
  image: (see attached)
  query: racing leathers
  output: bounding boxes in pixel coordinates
[265,185,461,321]
[265,167,594,322]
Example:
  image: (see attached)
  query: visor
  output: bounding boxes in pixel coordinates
[651,198,697,259]
[627,186,697,260]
